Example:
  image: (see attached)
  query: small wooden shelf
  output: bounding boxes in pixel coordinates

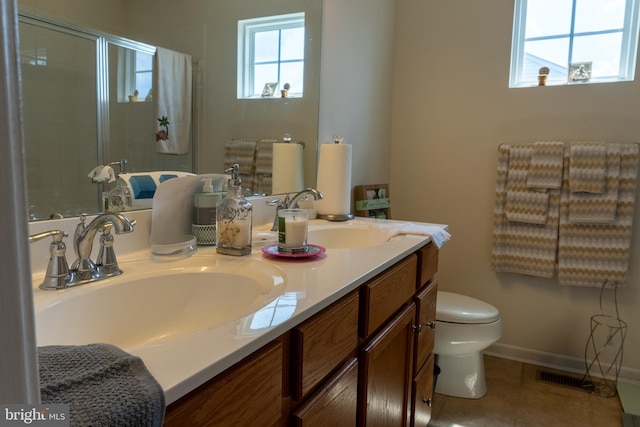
[354,184,391,219]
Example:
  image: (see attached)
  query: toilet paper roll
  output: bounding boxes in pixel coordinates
[315,143,352,216]
[272,143,304,194]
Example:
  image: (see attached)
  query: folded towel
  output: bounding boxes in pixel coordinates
[569,142,607,193]
[568,143,621,224]
[155,47,192,155]
[527,141,564,189]
[504,143,554,225]
[39,344,165,427]
[378,223,451,249]
[491,143,561,278]
[505,189,550,224]
[558,142,639,286]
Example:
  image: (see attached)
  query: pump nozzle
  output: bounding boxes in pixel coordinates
[225,164,241,188]
[201,178,213,193]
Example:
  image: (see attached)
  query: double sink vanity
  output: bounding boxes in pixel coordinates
[29,210,442,426]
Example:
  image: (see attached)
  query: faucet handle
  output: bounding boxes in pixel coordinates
[28,230,72,290]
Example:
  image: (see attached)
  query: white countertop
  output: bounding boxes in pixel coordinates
[29,213,438,404]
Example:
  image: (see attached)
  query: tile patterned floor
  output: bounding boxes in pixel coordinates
[428,355,624,427]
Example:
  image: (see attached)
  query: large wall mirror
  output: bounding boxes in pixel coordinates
[19,0,321,221]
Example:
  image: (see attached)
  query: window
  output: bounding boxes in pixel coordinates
[116,47,153,102]
[238,13,305,98]
[510,0,640,87]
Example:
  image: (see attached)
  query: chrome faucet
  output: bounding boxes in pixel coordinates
[71,212,135,282]
[270,188,323,231]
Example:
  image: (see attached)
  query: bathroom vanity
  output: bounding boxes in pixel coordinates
[29,213,442,427]
[163,239,439,426]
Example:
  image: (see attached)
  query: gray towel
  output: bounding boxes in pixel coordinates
[39,344,165,427]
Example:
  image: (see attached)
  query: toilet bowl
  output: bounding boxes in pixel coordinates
[434,291,502,399]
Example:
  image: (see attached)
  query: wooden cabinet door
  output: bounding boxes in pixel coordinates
[291,358,358,427]
[164,339,283,427]
[359,303,416,427]
[414,281,437,373]
[411,354,434,427]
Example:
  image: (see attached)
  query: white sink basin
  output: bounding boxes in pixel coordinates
[307,222,394,249]
[34,257,286,349]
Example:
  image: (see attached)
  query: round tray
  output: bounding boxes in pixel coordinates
[262,244,326,258]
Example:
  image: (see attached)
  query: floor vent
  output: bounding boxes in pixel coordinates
[536,369,590,390]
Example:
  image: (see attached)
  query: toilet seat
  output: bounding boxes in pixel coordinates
[437,291,500,324]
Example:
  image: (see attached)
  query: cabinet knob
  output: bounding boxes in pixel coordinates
[422,397,433,407]
[426,321,436,330]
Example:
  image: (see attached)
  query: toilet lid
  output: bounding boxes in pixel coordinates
[436,291,500,324]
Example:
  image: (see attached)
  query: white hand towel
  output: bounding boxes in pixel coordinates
[88,165,116,183]
[155,47,192,155]
[378,223,451,249]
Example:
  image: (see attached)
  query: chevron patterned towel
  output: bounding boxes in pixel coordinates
[569,142,607,193]
[568,143,621,224]
[558,142,639,287]
[527,141,564,190]
[492,143,561,277]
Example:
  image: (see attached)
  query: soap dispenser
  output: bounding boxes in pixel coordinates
[216,164,252,256]
[193,178,225,245]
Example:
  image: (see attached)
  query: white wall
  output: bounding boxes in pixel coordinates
[318,0,396,190]
[391,0,640,378]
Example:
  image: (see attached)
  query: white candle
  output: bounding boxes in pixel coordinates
[278,209,308,251]
[284,218,307,247]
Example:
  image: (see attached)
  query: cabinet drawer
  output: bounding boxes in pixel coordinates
[360,254,418,339]
[414,281,438,372]
[291,290,359,400]
[291,358,358,427]
[412,354,435,427]
[164,339,283,427]
[418,243,438,288]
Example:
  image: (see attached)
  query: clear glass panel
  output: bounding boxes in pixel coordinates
[281,27,305,60]
[525,37,570,68]
[136,71,153,100]
[20,22,99,220]
[575,0,626,33]
[255,30,280,62]
[136,51,153,71]
[253,63,278,95]
[572,33,623,76]
[526,0,573,38]
[280,61,304,94]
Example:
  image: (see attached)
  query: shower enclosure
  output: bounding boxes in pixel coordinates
[19,12,195,220]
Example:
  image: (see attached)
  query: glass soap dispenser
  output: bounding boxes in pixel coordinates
[216,164,252,256]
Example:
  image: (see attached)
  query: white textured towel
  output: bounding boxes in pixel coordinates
[378,223,451,249]
[155,47,192,155]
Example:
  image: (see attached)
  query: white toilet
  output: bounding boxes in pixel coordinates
[434,291,502,399]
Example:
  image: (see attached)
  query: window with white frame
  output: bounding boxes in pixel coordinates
[117,47,153,102]
[238,13,305,99]
[510,0,640,87]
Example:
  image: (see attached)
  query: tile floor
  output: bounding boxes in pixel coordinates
[428,355,624,427]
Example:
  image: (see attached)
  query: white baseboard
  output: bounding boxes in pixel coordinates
[485,342,640,385]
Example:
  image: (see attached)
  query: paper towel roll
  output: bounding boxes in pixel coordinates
[272,143,304,194]
[315,143,352,216]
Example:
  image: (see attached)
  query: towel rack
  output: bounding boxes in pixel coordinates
[498,142,640,152]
